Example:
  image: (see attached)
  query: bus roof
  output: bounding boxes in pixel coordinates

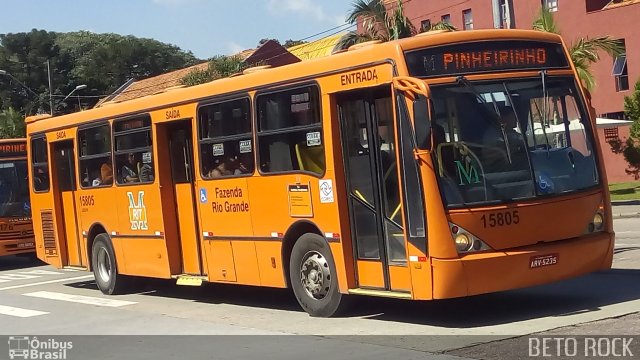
[26,29,565,134]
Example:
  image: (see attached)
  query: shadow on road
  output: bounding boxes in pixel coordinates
[0,254,45,271]
[354,269,640,327]
[62,268,640,327]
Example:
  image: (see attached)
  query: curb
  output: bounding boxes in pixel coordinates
[611,200,640,206]
[611,212,640,219]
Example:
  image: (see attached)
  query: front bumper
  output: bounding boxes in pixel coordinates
[431,232,614,299]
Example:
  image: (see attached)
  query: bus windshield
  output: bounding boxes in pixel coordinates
[431,76,600,208]
[0,160,30,217]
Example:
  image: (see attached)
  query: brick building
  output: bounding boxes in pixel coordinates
[405,0,638,118]
[402,0,639,182]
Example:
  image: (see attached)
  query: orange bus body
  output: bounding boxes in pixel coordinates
[26,29,614,316]
[0,139,35,257]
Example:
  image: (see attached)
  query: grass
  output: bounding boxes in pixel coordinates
[609,181,640,201]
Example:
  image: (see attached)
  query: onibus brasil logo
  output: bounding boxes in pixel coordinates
[8,336,73,359]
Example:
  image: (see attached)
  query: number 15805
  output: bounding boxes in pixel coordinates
[481,210,519,228]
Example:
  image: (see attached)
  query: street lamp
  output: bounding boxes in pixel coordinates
[56,84,87,114]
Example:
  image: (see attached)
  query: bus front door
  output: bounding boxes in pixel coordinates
[52,140,84,267]
[166,121,203,275]
[338,87,410,292]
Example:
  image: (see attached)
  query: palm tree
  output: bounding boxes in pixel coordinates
[533,6,623,91]
[336,0,416,51]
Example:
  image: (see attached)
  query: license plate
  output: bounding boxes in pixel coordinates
[17,242,34,248]
[530,253,558,269]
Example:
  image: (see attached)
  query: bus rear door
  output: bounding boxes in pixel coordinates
[52,140,84,267]
[164,120,203,275]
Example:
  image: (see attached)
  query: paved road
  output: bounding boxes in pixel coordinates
[0,218,637,359]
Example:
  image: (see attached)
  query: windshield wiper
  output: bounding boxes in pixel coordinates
[456,76,512,163]
[539,70,551,158]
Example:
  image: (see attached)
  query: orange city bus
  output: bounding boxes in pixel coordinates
[0,139,35,258]
[26,29,614,317]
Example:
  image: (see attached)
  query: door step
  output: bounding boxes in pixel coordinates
[348,288,412,299]
[173,275,207,286]
[63,266,88,271]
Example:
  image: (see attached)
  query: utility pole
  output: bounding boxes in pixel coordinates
[47,60,53,116]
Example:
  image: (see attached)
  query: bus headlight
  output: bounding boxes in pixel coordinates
[593,213,604,231]
[449,222,492,254]
[455,233,471,252]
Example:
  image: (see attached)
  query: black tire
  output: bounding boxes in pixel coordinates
[289,233,344,317]
[91,233,127,295]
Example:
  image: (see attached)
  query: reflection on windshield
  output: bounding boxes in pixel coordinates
[0,160,31,217]
[431,77,599,208]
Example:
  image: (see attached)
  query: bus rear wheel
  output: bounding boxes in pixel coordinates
[91,233,127,295]
[290,233,343,317]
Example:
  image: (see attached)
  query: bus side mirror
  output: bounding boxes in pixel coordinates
[413,95,432,150]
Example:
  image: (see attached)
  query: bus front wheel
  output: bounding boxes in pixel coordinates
[91,233,127,295]
[290,233,343,317]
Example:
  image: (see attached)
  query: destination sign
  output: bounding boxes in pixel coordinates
[405,41,569,78]
[115,117,151,132]
[0,141,26,158]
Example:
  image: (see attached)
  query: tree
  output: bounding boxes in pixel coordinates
[0,30,198,115]
[532,6,623,91]
[336,0,416,50]
[283,39,306,48]
[609,80,640,179]
[0,107,26,138]
[55,31,198,111]
[0,29,60,115]
[180,56,246,87]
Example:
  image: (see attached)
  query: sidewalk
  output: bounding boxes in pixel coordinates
[611,200,640,219]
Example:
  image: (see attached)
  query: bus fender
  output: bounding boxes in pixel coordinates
[281,220,324,288]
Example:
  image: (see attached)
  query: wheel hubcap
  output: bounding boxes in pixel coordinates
[300,251,331,300]
[97,247,111,283]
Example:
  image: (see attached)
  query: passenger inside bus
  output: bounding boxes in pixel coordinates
[100,162,113,185]
[207,157,234,178]
[234,153,252,175]
[481,105,529,172]
[33,167,48,191]
[121,153,140,183]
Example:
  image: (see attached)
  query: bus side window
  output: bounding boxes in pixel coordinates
[257,85,324,175]
[31,137,50,192]
[113,116,155,185]
[78,124,113,188]
[198,98,254,179]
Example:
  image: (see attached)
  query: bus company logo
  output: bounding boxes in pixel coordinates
[454,159,480,186]
[127,191,149,230]
[422,55,436,72]
[8,336,73,359]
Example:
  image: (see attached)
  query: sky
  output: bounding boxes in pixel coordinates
[1,0,355,59]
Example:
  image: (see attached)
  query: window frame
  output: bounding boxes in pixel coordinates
[441,14,451,24]
[255,82,326,177]
[612,54,629,92]
[545,0,558,12]
[197,95,255,180]
[462,9,473,30]
[420,19,431,32]
[77,122,113,189]
[30,136,50,193]
[112,114,155,186]
[499,0,508,28]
